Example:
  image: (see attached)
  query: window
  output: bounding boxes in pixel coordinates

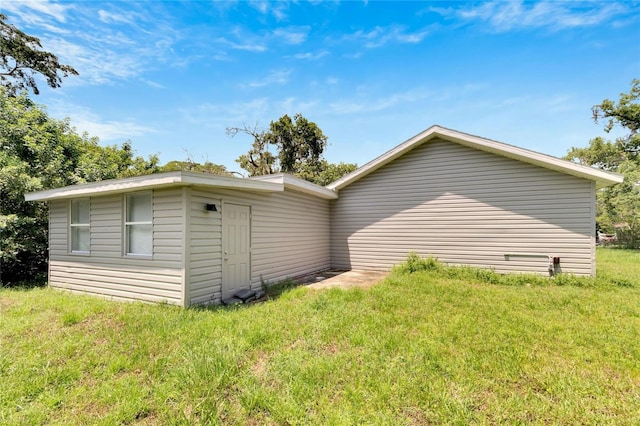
[70,199,90,253]
[125,192,152,256]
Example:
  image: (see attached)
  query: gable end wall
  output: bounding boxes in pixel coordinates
[331,139,595,276]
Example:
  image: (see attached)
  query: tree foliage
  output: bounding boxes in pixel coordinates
[0,89,159,285]
[565,79,640,248]
[0,13,79,95]
[229,113,356,185]
[266,113,326,173]
[295,160,358,186]
[160,159,232,176]
[227,123,276,176]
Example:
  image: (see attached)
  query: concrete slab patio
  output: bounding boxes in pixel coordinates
[299,270,389,290]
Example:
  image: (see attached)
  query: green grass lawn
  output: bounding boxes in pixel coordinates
[1,248,639,424]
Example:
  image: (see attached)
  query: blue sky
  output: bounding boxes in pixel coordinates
[2,1,639,174]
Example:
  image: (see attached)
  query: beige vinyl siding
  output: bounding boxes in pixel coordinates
[188,188,222,305]
[185,187,331,304]
[90,195,121,257]
[49,200,68,256]
[331,139,595,276]
[249,190,330,284]
[48,188,185,304]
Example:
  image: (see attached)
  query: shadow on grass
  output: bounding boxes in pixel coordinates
[189,278,305,312]
[264,278,301,299]
[0,277,47,291]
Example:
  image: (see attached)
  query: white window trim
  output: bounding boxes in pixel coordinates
[124,191,153,258]
[69,198,90,254]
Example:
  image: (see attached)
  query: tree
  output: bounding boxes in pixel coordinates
[228,113,356,185]
[0,89,159,285]
[1,13,78,95]
[266,114,326,173]
[229,113,327,175]
[230,124,277,176]
[160,159,232,176]
[565,79,640,248]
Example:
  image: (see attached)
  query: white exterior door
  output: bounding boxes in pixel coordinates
[222,203,251,299]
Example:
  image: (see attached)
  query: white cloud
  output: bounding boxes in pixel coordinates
[212,51,231,61]
[1,0,71,23]
[179,96,321,136]
[344,24,432,48]
[181,98,272,128]
[76,119,154,142]
[37,22,71,35]
[41,37,144,85]
[48,101,155,142]
[450,1,628,32]
[229,41,267,52]
[273,27,310,45]
[217,34,267,52]
[279,97,318,114]
[250,1,269,15]
[329,87,433,114]
[343,52,362,59]
[243,69,292,88]
[3,1,181,87]
[217,26,311,53]
[140,79,165,89]
[249,1,290,21]
[326,83,488,116]
[293,50,329,60]
[98,9,134,24]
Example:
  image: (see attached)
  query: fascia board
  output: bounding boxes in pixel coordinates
[326,126,440,191]
[25,171,283,201]
[436,128,624,189]
[327,125,623,191]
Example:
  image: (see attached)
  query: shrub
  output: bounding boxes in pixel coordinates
[394,252,442,274]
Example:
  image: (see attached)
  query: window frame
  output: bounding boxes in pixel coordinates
[69,198,90,254]
[124,191,153,258]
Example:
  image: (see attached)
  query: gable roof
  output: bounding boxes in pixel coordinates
[327,125,623,191]
[25,171,337,202]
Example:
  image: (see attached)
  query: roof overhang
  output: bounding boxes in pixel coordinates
[327,125,624,191]
[25,171,285,202]
[250,173,338,199]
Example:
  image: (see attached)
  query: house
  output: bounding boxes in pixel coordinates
[25,172,335,305]
[25,125,622,306]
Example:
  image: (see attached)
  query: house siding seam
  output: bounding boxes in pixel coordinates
[330,138,595,276]
[48,189,185,304]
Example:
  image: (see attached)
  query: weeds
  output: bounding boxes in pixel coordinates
[393,250,638,289]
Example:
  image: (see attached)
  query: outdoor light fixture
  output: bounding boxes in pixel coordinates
[205,203,217,212]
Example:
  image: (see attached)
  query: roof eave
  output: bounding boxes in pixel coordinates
[326,125,623,191]
[251,174,338,199]
[436,128,624,188]
[24,171,283,202]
